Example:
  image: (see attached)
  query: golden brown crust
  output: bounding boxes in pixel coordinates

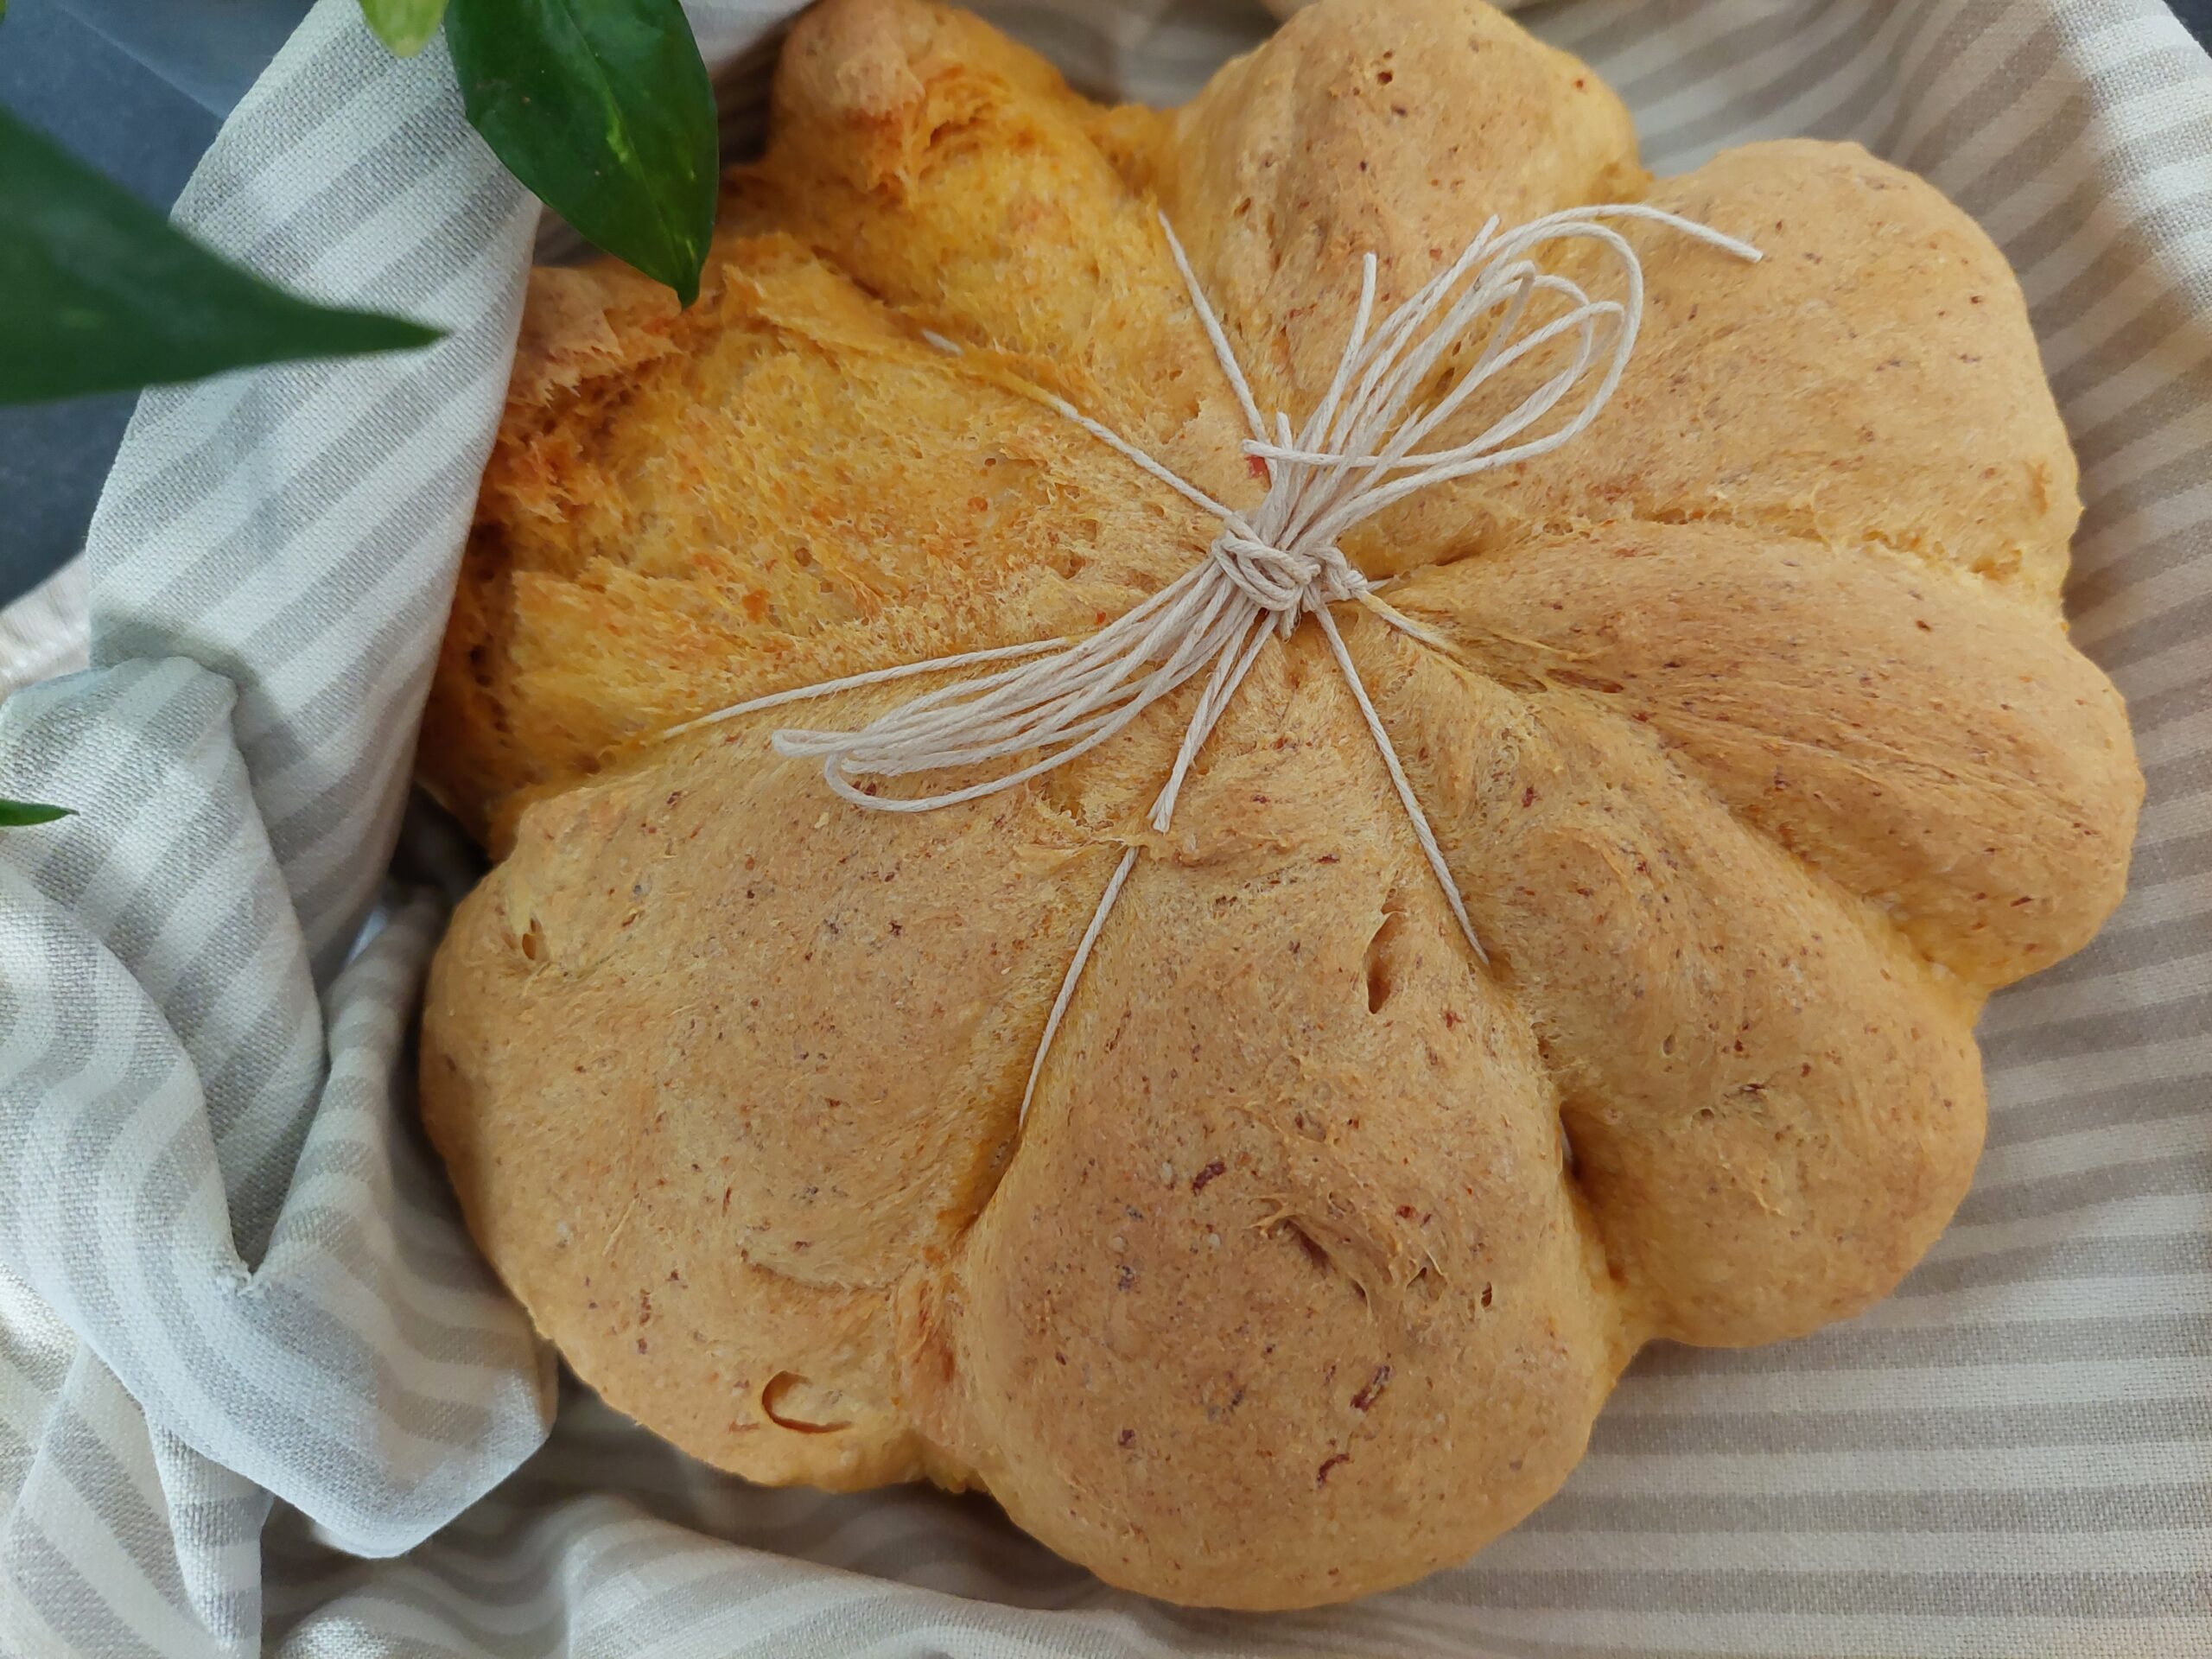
[420,228,1225,849]
[418,0,2142,1609]
[1153,0,1643,423]
[423,696,1125,1487]
[1341,599,1993,1346]
[1472,143,2084,598]
[1389,522,2138,988]
[905,638,1629,1607]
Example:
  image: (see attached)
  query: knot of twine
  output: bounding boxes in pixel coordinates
[1209,529,1362,618]
[667,204,1761,1120]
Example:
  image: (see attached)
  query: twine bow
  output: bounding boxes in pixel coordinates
[666,204,1761,1119]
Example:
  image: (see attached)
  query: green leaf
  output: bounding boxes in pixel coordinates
[361,0,449,56]
[0,800,72,827]
[445,0,716,305]
[0,109,442,405]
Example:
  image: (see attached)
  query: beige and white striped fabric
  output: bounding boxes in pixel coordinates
[0,2,2207,1656]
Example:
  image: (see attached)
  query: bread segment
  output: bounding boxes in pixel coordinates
[912,639,1623,1607]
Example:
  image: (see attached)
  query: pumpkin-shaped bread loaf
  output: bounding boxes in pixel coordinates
[418,0,2142,1610]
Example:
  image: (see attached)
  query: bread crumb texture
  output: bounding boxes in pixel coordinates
[417,0,2141,1610]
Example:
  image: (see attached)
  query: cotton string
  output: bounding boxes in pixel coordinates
[668,205,1762,1122]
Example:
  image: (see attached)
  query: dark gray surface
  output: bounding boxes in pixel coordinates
[1,0,2207,609]
[48,0,315,113]
[0,0,308,607]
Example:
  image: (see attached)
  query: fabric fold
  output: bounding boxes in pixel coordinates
[0,658,554,1582]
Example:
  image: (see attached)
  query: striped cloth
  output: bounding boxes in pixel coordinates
[0,0,2206,1654]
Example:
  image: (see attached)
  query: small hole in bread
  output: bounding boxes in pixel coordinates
[1278,1220,1334,1274]
[1364,905,1406,1014]
[761,1370,850,1434]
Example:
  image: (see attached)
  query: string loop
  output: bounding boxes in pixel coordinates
[666,204,1762,1121]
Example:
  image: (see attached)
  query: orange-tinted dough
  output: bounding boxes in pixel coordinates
[418,0,2140,1609]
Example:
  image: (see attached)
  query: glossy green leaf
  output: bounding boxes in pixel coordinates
[0,110,441,405]
[445,0,716,304]
[0,800,72,828]
[360,0,449,56]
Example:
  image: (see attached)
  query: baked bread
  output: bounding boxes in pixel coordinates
[418,0,2142,1609]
